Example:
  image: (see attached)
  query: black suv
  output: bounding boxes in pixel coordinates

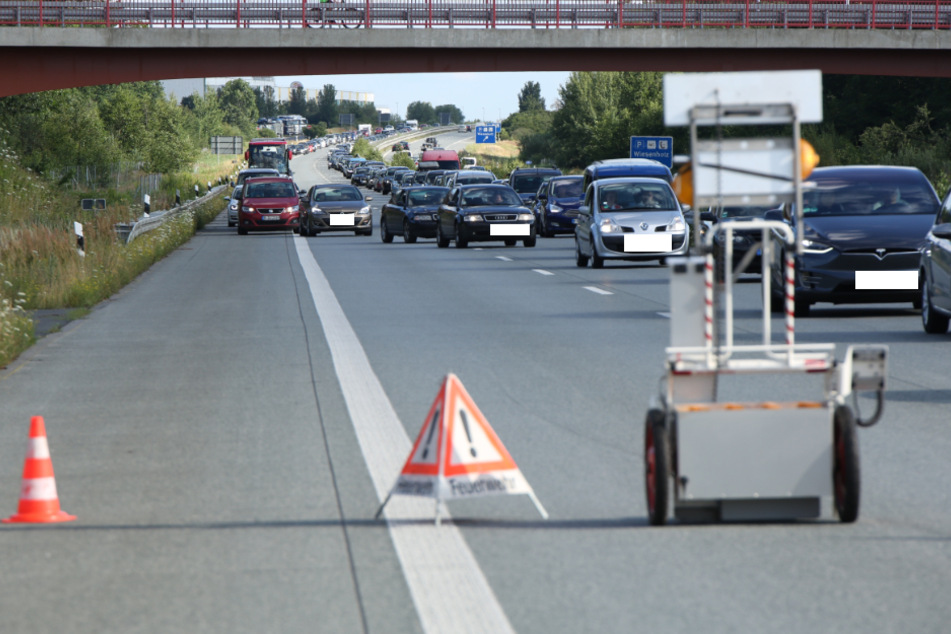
[508,167,562,206]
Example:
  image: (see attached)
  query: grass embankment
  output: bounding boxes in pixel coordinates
[462,140,526,177]
[0,149,235,368]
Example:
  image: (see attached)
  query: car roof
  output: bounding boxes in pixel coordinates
[592,177,675,189]
[244,176,294,184]
[511,167,561,174]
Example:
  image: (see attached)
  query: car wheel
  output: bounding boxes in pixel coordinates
[300,218,310,237]
[575,237,589,268]
[591,240,604,269]
[238,226,248,236]
[381,217,393,243]
[769,290,785,314]
[540,215,552,238]
[504,238,516,247]
[403,221,417,244]
[228,221,236,228]
[436,223,449,248]
[833,405,860,523]
[794,298,811,317]
[455,224,468,248]
[922,280,950,334]
[644,408,671,527]
[523,236,536,248]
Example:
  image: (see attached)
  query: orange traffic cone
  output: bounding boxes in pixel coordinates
[3,416,75,524]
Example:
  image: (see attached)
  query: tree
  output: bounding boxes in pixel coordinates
[217,79,258,137]
[315,84,338,127]
[518,81,546,113]
[435,104,465,125]
[407,101,437,125]
[254,86,278,119]
[288,86,307,116]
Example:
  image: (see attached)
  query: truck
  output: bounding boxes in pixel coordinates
[416,149,460,172]
[245,138,292,176]
[405,119,419,131]
[358,123,372,136]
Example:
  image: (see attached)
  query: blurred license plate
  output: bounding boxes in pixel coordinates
[260,215,281,221]
[330,214,355,226]
[490,224,530,236]
[855,270,917,290]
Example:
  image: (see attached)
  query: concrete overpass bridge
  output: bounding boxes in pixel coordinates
[1,0,950,97]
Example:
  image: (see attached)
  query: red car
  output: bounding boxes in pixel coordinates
[237,176,301,235]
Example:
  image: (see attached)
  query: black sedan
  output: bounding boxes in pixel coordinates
[380,186,449,243]
[767,166,940,316]
[436,184,536,248]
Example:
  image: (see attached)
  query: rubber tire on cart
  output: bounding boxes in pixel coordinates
[644,408,671,526]
[833,405,860,523]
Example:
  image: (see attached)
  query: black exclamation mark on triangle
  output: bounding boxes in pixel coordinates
[421,405,440,460]
[459,409,477,457]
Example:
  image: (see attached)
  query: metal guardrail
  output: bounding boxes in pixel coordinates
[116,185,227,245]
[1,0,949,30]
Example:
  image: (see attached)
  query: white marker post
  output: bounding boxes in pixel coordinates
[74,222,85,258]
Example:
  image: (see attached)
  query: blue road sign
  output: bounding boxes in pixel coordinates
[476,126,497,144]
[630,136,673,168]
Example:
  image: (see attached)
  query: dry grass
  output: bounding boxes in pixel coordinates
[465,140,521,159]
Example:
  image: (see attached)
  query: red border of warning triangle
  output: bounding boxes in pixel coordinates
[398,374,518,477]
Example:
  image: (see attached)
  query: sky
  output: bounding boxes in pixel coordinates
[274,71,574,122]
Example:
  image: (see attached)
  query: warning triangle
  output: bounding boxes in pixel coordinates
[377,373,548,523]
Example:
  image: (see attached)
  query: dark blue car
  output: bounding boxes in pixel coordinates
[533,175,584,237]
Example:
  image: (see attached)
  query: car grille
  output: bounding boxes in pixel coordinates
[828,251,919,271]
[256,208,284,214]
[484,214,518,221]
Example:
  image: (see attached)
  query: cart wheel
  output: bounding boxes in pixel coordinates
[833,405,861,523]
[644,408,671,526]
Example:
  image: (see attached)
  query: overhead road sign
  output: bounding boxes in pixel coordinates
[630,136,673,168]
[475,126,496,144]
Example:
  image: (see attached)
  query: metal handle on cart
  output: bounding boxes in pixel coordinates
[839,345,888,427]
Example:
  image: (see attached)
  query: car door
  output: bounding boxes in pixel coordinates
[386,191,405,234]
[929,193,951,312]
[575,185,596,252]
[439,188,461,238]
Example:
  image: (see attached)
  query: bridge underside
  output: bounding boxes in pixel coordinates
[3,29,950,97]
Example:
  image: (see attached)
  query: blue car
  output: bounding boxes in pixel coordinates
[533,175,584,237]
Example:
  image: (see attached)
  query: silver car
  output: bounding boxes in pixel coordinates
[574,177,689,268]
[299,184,373,237]
[224,185,243,227]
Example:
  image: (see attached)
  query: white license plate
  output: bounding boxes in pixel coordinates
[854,270,918,290]
[623,233,672,252]
[490,224,530,236]
[330,214,355,226]
[260,215,281,221]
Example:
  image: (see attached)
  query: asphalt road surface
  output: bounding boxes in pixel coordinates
[1,135,949,633]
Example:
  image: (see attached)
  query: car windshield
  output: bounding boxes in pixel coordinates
[312,187,363,202]
[249,146,287,171]
[804,177,939,215]
[551,179,583,198]
[599,183,676,211]
[462,188,522,207]
[245,182,296,199]
[408,189,446,207]
[717,205,771,219]
[512,175,547,194]
[231,187,242,198]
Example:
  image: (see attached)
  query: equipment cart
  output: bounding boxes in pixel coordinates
[648,72,888,524]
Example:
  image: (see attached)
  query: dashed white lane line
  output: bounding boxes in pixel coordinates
[658,312,671,319]
[294,237,515,634]
[532,269,555,276]
[496,256,513,262]
[583,286,614,296]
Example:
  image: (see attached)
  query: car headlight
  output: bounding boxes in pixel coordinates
[550,205,563,213]
[241,205,253,213]
[285,205,299,213]
[669,217,686,232]
[801,239,834,254]
[517,213,534,222]
[359,206,371,215]
[229,203,238,210]
[599,218,622,233]
[311,206,324,215]
[465,214,484,222]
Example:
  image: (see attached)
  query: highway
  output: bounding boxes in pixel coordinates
[1,132,950,633]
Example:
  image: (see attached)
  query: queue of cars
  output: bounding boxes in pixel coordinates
[231,133,951,335]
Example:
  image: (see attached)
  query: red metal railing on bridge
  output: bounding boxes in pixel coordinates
[0,0,949,29]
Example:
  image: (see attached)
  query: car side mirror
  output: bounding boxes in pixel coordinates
[764,209,784,222]
[931,223,951,239]
[579,205,590,216]
[700,211,717,223]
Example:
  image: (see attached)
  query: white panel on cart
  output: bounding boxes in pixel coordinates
[676,404,832,500]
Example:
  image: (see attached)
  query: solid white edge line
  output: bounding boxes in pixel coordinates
[583,286,613,296]
[294,236,516,634]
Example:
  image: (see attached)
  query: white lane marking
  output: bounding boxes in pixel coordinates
[532,269,554,277]
[496,256,513,262]
[583,286,613,296]
[294,237,515,634]
[658,312,671,319]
